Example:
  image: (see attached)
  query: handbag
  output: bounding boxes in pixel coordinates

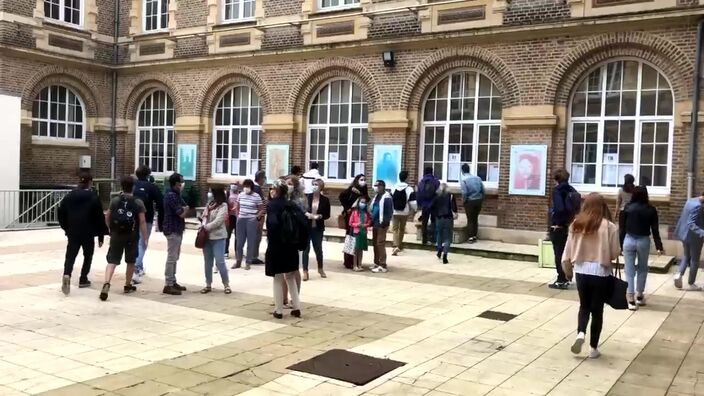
[343,234,355,255]
[195,207,210,249]
[337,211,348,230]
[606,258,629,310]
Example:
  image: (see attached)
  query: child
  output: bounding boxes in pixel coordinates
[349,196,371,272]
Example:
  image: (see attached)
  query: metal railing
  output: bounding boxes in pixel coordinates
[0,190,71,229]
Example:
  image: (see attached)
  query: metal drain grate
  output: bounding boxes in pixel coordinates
[287,349,405,385]
[478,310,517,322]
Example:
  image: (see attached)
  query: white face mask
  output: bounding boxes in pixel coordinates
[243,187,252,194]
[207,192,214,201]
[358,180,366,187]
[313,185,320,193]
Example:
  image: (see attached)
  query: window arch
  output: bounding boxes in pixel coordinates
[568,60,673,191]
[421,71,502,185]
[32,85,85,140]
[137,90,175,174]
[307,80,368,180]
[213,86,262,177]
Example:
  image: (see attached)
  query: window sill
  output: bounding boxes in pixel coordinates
[309,6,362,17]
[43,19,86,35]
[217,18,257,28]
[134,30,170,40]
[32,136,89,148]
[572,187,671,202]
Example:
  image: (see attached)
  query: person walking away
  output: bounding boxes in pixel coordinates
[417,167,440,245]
[303,179,330,281]
[620,186,664,310]
[200,187,231,294]
[349,196,371,272]
[391,171,417,256]
[431,182,458,264]
[339,175,368,269]
[267,180,308,319]
[561,193,620,359]
[616,174,635,246]
[162,173,189,295]
[234,179,264,270]
[59,172,108,294]
[251,171,267,265]
[100,176,149,301]
[460,164,484,243]
[549,168,581,290]
[132,165,164,284]
[673,191,704,291]
[371,180,393,273]
[302,162,323,196]
[225,183,239,259]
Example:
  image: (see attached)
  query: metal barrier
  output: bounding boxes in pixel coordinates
[0,190,71,229]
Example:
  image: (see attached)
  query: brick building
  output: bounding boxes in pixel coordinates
[1,0,703,233]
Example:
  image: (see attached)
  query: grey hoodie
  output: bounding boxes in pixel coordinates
[391,182,417,216]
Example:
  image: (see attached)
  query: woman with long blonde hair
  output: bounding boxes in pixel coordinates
[562,193,620,359]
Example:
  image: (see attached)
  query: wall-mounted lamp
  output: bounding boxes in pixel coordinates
[382,51,396,67]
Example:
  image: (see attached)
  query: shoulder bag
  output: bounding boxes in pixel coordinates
[606,258,628,310]
[195,207,210,249]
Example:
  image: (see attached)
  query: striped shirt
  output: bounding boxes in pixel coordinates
[237,192,262,219]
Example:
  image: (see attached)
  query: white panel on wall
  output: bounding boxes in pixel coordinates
[0,95,22,228]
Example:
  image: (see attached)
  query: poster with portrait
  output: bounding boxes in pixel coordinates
[177,144,197,181]
[265,144,289,183]
[373,145,402,188]
[508,145,547,196]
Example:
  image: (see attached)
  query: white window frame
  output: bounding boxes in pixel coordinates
[306,79,369,183]
[143,0,169,32]
[43,0,84,27]
[318,0,361,12]
[222,0,256,23]
[31,85,86,141]
[566,59,674,195]
[420,70,502,189]
[212,86,262,178]
[136,90,176,176]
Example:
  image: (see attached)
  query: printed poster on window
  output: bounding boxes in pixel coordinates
[265,144,289,183]
[373,145,402,187]
[177,144,197,181]
[508,145,547,196]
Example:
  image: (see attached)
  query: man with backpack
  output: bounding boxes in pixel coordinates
[58,172,108,295]
[549,168,581,290]
[100,176,148,301]
[416,167,440,245]
[371,180,394,273]
[460,164,484,243]
[391,171,417,256]
[131,165,164,284]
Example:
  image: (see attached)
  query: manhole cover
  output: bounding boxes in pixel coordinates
[478,310,516,322]
[287,349,405,385]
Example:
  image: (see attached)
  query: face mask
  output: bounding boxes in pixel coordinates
[243,187,252,194]
[313,185,320,193]
[358,203,367,210]
[207,192,214,201]
[359,181,366,187]
[230,185,238,193]
[287,185,294,195]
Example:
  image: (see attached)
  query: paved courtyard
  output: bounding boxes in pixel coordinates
[0,229,703,396]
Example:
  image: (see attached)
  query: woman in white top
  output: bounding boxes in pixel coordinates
[233,179,264,270]
[200,187,231,294]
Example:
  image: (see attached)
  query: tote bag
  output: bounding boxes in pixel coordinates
[342,234,356,255]
[607,258,628,310]
[195,208,209,249]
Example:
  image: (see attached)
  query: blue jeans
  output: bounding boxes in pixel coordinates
[623,234,650,294]
[435,218,453,254]
[136,222,153,273]
[679,233,703,286]
[203,239,229,286]
[303,227,324,271]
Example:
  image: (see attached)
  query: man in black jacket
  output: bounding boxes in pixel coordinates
[132,165,164,283]
[58,172,108,295]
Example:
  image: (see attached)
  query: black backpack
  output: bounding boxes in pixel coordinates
[279,202,308,250]
[111,196,138,234]
[419,179,436,202]
[392,188,408,211]
[565,190,582,221]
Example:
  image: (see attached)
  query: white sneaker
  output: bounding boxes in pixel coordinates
[628,301,638,311]
[571,333,585,354]
[674,273,683,289]
[371,266,388,273]
[589,348,601,359]
[131,274,142,285]
[391,248,400,256]
[686,284,703,291]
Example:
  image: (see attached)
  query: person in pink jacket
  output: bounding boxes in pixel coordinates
[348,196,371,272]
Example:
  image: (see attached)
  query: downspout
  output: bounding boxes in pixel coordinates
[688,19,703,199]
[110,0,120,180]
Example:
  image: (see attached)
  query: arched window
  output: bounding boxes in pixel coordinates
[213,86,262,176]
[137,90,175,174]
[568,60,673,191]
[421,71,502,185]
[32,85,85,140]
[308,80,368,180]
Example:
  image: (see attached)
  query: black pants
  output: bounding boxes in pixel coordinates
[576,273,610,349]
[420,208,435,245]
[463,199,483,239]
[550,227,569,283]
[226,215,237,254]
[64,236,95,281]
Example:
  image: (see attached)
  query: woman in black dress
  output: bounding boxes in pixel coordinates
[339,174,368,269]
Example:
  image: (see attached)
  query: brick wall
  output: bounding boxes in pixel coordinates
[368,11,421,40]
[2,0,34,16]
[504,0,571,26]
[263,0,301,18]
[0,21,34,49]
[175,36,208,58]
[96,0,114,36]
[176,0,207,29]
[678,0,699,6]
[262,26,303,50]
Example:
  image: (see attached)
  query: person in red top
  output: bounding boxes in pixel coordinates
[348,196,371,272]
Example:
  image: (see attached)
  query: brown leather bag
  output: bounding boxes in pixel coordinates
[337,211,347,230]
[195,208,209,249]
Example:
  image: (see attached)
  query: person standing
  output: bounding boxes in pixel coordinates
[431,182,458,264]
[302,162,323,196]
[417,167,440,245]
[303,179,330,281]
[562,193,620,359]
[162,173,189,296]
[225,183,239,259]
[549,169,581,290]
[620,186,664,310]
[460,164,484,243]
[673,192,704,291]
[339,175,368,269]
[58,172,108,294]
[200,187,231,294]
[132,165,164,284]
[371,180,393,273]
[391,171,417,256]
[100,176,148,301]
[266,180,308,319]
[616,174,636,246]
[251,171,267,265]
[234,179,264,270]
[349,196,371,272]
